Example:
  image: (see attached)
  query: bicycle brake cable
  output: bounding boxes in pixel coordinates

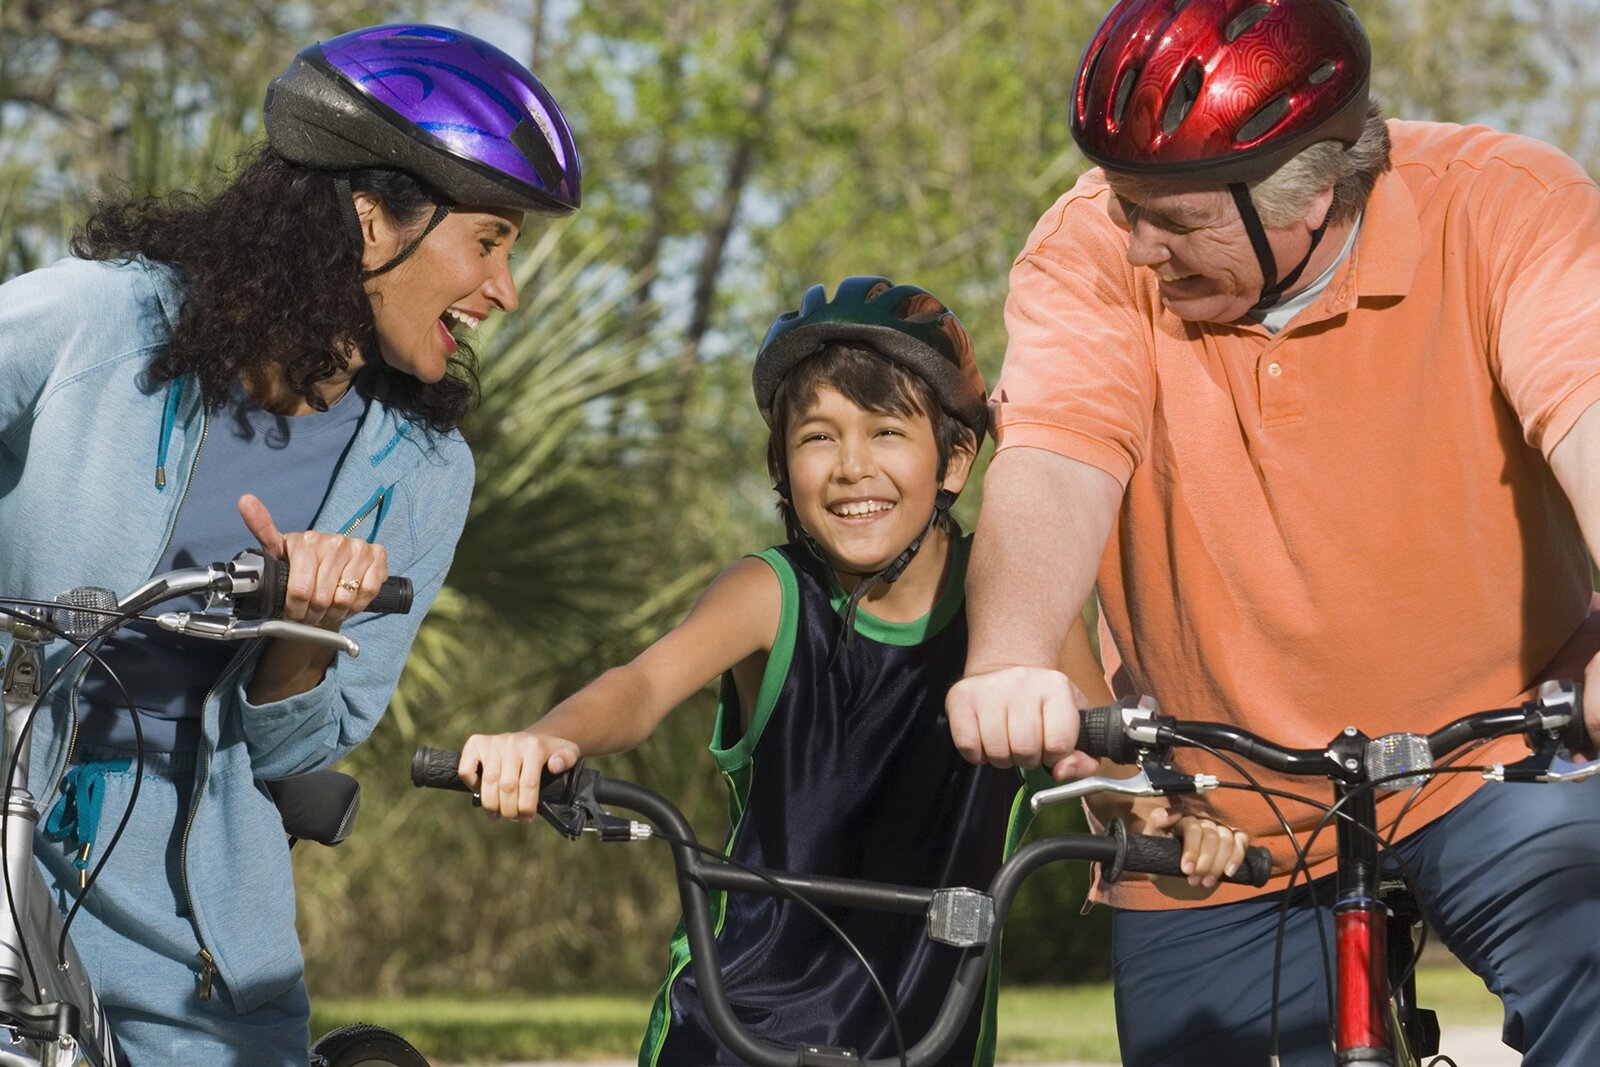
[1169,735,1334,1062]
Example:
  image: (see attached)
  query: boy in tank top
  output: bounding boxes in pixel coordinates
[455,278,1246,1065]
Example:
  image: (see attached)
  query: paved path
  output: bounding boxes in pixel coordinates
[451,1025,1520,1066]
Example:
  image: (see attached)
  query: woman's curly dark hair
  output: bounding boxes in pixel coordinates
[71,146,477,433]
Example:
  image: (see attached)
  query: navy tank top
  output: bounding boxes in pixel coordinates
[641,535,1029,1067]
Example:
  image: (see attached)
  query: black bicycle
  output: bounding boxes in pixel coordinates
[411,744,1272,1066]
[415,679,1592,1066]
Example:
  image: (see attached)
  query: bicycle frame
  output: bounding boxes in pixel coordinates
[0,552,395,1065]
[0,614,118,1067]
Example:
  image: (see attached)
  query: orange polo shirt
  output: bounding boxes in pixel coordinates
[995,120,1600,907]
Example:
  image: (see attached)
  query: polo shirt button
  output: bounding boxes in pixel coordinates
[1267,362,1283,377]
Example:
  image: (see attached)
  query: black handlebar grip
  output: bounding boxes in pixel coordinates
[410,746,585,808]
[365,577,413,615]
[411,746,471,792]
[1078,705,1113,760]
[1565,681,1592,755]
[1078,702,1144,765]
[253,553,412,617]
[1119,832,1273,888]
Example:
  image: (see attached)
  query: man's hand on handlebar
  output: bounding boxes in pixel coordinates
[239,493,388,630]
[946,666,1098,781]
[458,731,583,822]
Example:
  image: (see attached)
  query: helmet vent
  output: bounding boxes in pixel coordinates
[1163,60,1205,136]
[1236,95,1291,144]
[1224,3,1274,41]
[1111,65,1140,127]
[1308,59,1338,85]
[1172,0,1192,11]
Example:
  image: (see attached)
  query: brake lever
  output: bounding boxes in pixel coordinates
[1485,760,1600,784]
[154,613,360,657]
[538,767,648,842]
[1029,764,1218,813]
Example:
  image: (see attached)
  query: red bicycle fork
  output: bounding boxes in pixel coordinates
[1331,743,1395,1066]
[1334,901,1392,1062]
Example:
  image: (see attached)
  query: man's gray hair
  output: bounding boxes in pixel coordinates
[1250,102,1392,228]
[1106,102,1392,229]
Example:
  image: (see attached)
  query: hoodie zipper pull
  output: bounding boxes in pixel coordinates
[196,948,217,1001]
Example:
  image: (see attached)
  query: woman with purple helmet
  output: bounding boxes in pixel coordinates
[0,23,578,1064]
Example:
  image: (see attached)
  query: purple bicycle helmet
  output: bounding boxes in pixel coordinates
[265,23,580,216]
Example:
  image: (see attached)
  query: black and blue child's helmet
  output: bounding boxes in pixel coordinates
[753,276,988,442]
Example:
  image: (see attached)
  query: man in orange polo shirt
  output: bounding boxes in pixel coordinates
[947,0,1600,1064]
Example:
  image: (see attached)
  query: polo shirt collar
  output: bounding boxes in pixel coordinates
[1326,166,1419,313]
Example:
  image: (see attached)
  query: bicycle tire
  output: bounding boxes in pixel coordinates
[311,1023,431,1067]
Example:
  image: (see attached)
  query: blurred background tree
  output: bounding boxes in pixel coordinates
[5,0,1599,998]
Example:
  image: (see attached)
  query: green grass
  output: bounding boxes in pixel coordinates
[993,986,1121,1062]
[312,961,1504,1065]
[1415,961,1504,1030]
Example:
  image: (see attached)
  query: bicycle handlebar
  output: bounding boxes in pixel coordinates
[1075,681,1591,783]
[410,744,1271,1067]
[1,551,415,657]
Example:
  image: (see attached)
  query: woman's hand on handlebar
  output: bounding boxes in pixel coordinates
[239,494,387,629]
[458,731,582,822]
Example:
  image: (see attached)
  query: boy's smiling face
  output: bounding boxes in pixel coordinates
[785,385,972,575]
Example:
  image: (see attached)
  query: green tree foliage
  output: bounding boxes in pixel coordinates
[0,0,407,273]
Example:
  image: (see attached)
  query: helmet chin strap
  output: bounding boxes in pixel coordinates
[1229,183,1329,313]
[335,176,453,279]
[823,488,957,667]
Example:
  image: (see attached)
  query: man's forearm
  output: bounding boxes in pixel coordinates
[965,447,1123,675]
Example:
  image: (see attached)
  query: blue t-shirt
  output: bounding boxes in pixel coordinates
[77,376,367,750]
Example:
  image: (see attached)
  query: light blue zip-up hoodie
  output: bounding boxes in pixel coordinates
[0,256,473,1012]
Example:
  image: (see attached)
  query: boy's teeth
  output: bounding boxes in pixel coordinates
[834,501,892,517]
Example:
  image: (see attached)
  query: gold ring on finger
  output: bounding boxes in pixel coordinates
[338,579,361,593]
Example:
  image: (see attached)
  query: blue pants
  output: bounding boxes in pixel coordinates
[1111,763,1600,1066]
[35,747,310,1066]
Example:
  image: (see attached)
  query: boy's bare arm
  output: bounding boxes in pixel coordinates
[461,556,782,819]
[538,557,782,751]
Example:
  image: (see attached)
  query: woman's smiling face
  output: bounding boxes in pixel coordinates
[360,199,524,382]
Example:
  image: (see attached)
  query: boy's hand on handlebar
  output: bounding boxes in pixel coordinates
[1578,655,1600,760]
[458,731,582,822]
[946,666,1098,781]
[1144,806,1251,895]
[239,494,387,629]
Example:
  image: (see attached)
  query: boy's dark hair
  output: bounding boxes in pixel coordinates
[71,146,477,433]
[765,343,977,503]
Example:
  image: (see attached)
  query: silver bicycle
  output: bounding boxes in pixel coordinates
[0,552,425,1066]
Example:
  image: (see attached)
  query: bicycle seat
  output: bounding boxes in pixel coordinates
[267,770,361,847]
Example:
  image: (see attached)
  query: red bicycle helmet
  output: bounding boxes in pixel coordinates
[1071,0,1371,184]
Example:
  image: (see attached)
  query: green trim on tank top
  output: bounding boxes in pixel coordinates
[708,548,800,776]
[821,532,970,646]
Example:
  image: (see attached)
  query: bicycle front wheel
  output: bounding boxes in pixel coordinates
[311,1023,431,1067]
